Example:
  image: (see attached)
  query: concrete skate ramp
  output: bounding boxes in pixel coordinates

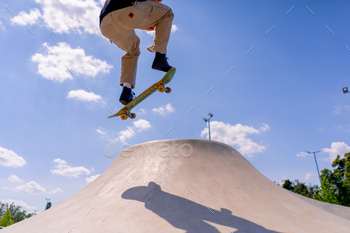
[290,192,350,221]
[3,139,350,233]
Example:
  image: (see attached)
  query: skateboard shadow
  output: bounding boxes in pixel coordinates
[121,182,280,233]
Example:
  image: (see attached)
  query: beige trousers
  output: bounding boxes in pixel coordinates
[100,1,174,89]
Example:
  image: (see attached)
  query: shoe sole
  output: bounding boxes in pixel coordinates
[152,66,172,72]
[120,100,128,105]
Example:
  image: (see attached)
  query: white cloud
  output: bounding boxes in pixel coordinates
[51,158,90,177]
[322,142,350,162]
[171,24,179,33]
[67,89,103,103]
[50,159,90,177]
[118,119,151,143]
[96,128,117,142]
[133,119,151,131]
[146,30,155,36]
[0,147,26,168]
[31,42,113,83]
[8,175,24,183]
[304,173,313,181]
[86,174,100,184]
[296,152,308,157]
[48,188,63,194]
[2,187,9,190]
[1,199,37,212]
[11,8,41,26]
[152,103,174,115]
[96,129,106,135]
[259,124,270,132]
[12,181,46,194]
[146,24,178,36]
[200,122,269,157]
[119,128,135,144]
[33,0,101,34]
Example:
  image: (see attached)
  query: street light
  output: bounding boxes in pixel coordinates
[203,113,213,140]
[306,151,321,185]
[343,87,349,94]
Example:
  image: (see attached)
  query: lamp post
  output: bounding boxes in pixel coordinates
[343,87,349,94]
[203,113,213,140]
[306,151,321,185]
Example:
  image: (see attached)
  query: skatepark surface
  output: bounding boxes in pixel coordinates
[3,139,350,232]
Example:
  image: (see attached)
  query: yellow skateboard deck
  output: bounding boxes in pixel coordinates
[108,67,176,120]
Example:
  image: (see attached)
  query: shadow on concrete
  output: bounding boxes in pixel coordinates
[122,182,280,233]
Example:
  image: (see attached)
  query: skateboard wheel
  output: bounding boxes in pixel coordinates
[165,87,171,93]
[158,85,165,92]
[130,113,136,119]
[120,114,128,120]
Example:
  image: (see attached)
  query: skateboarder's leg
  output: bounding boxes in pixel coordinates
[147,10,174,55]
[115,31,140,104]
[100,13,139,105]
[130,1,174,72]
[117,30,140,89]
[100,13,139,89]
[111,2,173,54]
[148,7,174,72]
[128,1,174,55]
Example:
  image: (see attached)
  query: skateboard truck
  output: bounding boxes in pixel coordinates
[158,84,171,93]
[120,110,136,120]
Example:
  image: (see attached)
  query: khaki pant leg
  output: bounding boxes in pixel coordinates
[148,11,174,54]
[136,2,174,54]
[119,30,140,89]
[100,12,140,89]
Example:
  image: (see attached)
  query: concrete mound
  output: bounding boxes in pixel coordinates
[3,139,350,232]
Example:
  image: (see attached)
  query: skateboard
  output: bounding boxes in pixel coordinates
[108,67,176,120]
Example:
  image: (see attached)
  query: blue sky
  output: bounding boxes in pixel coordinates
[1,0,350,213]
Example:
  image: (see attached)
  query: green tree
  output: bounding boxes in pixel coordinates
[0,202,36,223]
[293,180,313,198]
[0,203,6,217]
[281,179,319,199]
[315,171,339,205]
[315,152,350,206]
[282,179,294,191]
[0,209,15,227]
